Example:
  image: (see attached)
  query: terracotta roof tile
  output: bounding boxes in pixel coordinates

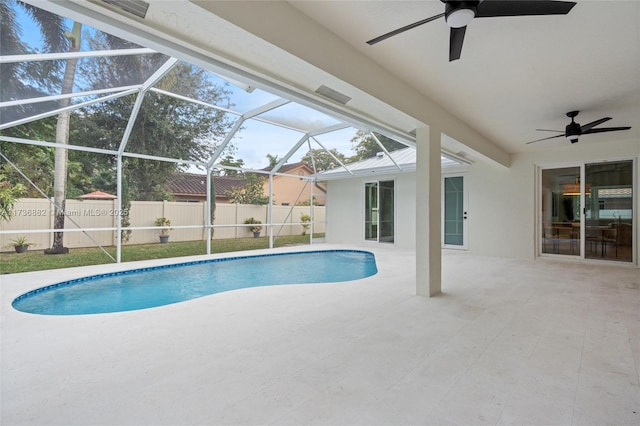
[261,161,313,174]
[78,191,117,199]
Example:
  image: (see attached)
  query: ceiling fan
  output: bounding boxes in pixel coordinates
[527,111,632,144]
[366,0,576,61]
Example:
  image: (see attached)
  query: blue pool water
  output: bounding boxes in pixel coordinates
[12,250,377,315]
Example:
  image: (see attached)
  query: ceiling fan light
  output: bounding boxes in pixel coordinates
[565,121,581,143]
[446,8,476,28]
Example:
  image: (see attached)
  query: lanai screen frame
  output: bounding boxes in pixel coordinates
[1,15,419,263]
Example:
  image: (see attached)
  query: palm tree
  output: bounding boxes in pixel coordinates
[0,0,66,122]
[48,21,81,254]
[266,154,280,168]
[0,0,80,254]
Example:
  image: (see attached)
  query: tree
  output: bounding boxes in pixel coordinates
[0,1,66,125]
[0,174,25,222]
[266,153,279,168]
[0,138,55,198]
[0,1,79,254]
[350,130,406,162]
[71,31,235,200]
[1,121,97,200]
[216,155,245,176]
[2,2,235,229]
[3,5,236,250]
[226,173,269,205]
[47,21,82,254]
[301,148,347,172]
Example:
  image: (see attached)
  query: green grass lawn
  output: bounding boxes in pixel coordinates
[0,234,324,274]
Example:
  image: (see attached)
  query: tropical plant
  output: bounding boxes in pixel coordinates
[226,173,269,205]
[4,235,36,253]
[266,153,280,168]
[300,213,311,235]
[244,217,262,233]
[154,217,172,235]
[0,175,25,222]
[5,235,35,248]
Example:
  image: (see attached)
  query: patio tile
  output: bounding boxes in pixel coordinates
[2,245,638,425]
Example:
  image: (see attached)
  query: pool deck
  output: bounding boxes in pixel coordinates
[1,244,639,425]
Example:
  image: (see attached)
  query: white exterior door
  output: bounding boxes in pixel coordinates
[442,174,468,250]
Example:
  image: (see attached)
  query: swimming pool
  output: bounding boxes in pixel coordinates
[12,250,377,315]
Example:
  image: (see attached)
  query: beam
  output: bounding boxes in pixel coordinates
[271,134,309,174]
[207,117,244,168]
[0,88,138,130]
[370,132,402,170]
[0,85,140,108]
[310,136,353,176]
[0,48,156,63]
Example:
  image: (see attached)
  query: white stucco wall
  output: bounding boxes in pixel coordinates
[325,173,416,250]
[468,138,639,260]
[325,138,638,262]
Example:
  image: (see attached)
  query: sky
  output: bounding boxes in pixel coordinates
[210,78,358,170]
[11,3,360,171]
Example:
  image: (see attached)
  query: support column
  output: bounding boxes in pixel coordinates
[416,126,442,296]
[206,166,212,255]
[116,155,122,263]
[268,174,274,249]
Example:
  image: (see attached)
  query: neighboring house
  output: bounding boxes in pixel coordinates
[261,162,327,206]
[167,173,245,203]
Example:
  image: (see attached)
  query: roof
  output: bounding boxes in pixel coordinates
[261,162,314,175]
[78,191,117,200]
[214,176,246,196]
[318,148,416,180]
[317,148,466,181]
[168,173,245,197]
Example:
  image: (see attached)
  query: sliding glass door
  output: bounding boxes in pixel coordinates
[364,180,394,243]
[584,160,634,261]
[540,160,634,262]
[541,167,581,256]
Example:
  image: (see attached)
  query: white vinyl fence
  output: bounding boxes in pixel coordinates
[0,199,325,251]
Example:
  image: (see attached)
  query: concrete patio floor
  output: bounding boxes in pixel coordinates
[1,245,638,425]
